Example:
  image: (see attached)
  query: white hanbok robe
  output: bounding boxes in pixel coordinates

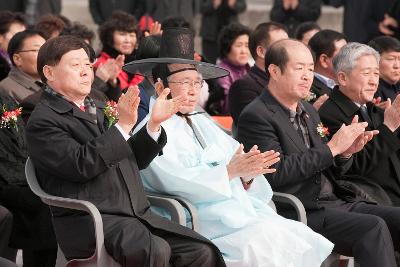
[137,105,334,267]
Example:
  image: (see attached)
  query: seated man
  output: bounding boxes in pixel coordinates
[308,30,347,102]
[0,30,45,103]
[229,22,288,126]
[368,36,400,102]
[237,39,400,267]
[319,42,400,206]
[128,27,334,267]
[25,35,226,267]
[0,205,13,259]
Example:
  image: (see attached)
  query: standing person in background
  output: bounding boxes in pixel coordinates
[200,0,246,64]
[0,11,26,81]
[324,0,392,43]
[89,0,145,25]
[270,0,321,37]
[217,23,250,114]
[95,11,143,101]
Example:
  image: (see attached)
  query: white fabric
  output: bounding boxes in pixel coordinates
[115,122,161,141]
[138,104,334,267]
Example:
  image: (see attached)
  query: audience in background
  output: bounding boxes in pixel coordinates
[217,23,251,114]
[60,22,95,45]
[34,14,66,40]
[0,11,26,81]
[270,0,321,37]
[0,30,45,104]
[229,22,288,127]
[295,21,321,45]
[200,0,246,64]
[308,29,347,102]
[368,36,400,102]
[94,11,143,101]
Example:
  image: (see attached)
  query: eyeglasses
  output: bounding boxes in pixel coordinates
[17,49,40,53]
[168,80,204,90]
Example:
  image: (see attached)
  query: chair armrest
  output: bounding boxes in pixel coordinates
[147,194,187,226]
[272,192,307,224]
[168,196,200,232]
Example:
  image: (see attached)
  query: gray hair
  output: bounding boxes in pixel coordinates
[333,42,380,74]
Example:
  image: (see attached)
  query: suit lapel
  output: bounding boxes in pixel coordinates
[260,91,307,152]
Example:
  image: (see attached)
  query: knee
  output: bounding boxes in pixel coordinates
[361,215,391,241]
[152,237,171,264]
[0,206,13,230]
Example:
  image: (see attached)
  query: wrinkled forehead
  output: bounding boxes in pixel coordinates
[167,63,201,79]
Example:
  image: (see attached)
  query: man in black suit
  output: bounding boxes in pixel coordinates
[229,22,288,126]
[319,42,400,206]
[308,30,347,102]
[368,36,400,102]
[25,36,225,267]
[237,39,400,267]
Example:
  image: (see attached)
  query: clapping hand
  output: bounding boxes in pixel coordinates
[148,87,189,132]
[341,115,379,157]
[117,85,141,134]
[227,144,280,181]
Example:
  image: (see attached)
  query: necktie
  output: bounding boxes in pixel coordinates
[359,105,372,126]
[185,116,207,149]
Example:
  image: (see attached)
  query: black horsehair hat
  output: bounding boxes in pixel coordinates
[123,27,229,80]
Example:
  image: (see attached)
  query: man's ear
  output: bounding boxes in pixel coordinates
[12,53,22,67]
[256,45,266,59]
[43,65,55,82]
[319,54,330,69]
[268,64,281,81]
[337,71,347,87]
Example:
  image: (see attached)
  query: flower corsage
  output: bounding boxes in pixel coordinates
[104,101,119,128]
[316,122,330,138]
[0,105,22,131]
[305,92,317,102]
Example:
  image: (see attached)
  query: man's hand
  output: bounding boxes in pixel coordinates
[384,94,400,132]
[148,88,189,132]
[327,120,368,157]
[227,144,280,180]
[340,115,379,157]
[312,94,329,111]
[379,14,398,35]
[144,21,162,37]
[117,85,140,134]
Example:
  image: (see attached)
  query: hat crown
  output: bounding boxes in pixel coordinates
[159,27,194,60]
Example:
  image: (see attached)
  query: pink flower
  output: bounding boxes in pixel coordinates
[104,101,119,128]
[1,106,22,131]
[316,123,330,138]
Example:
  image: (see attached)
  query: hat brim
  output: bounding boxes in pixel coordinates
[122,58,229,80]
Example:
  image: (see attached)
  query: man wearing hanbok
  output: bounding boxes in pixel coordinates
[125,27,334,267]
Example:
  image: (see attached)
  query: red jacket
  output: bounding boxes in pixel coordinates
[94,52,143,90]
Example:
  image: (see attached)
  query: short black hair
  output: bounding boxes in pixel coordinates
[37,35,95,82]
[8,29,44,66]
[98,11,139,49]
[249,22,287,59]
[61,22,95,44]
[368,36,400,54]
[218,23,251,59]
[0,11,26,36]
[308,29,346,62]
[294,21,321,41]
[265,39,313,82]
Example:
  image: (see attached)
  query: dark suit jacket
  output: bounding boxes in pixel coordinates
[236,89,357,217]
[319,88,400,205]
[310,75,332,101]
[375,78,400,102]
[25,91,223,264]
[229,65,267,126]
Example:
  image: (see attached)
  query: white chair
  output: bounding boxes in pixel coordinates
[25,158,187,267]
